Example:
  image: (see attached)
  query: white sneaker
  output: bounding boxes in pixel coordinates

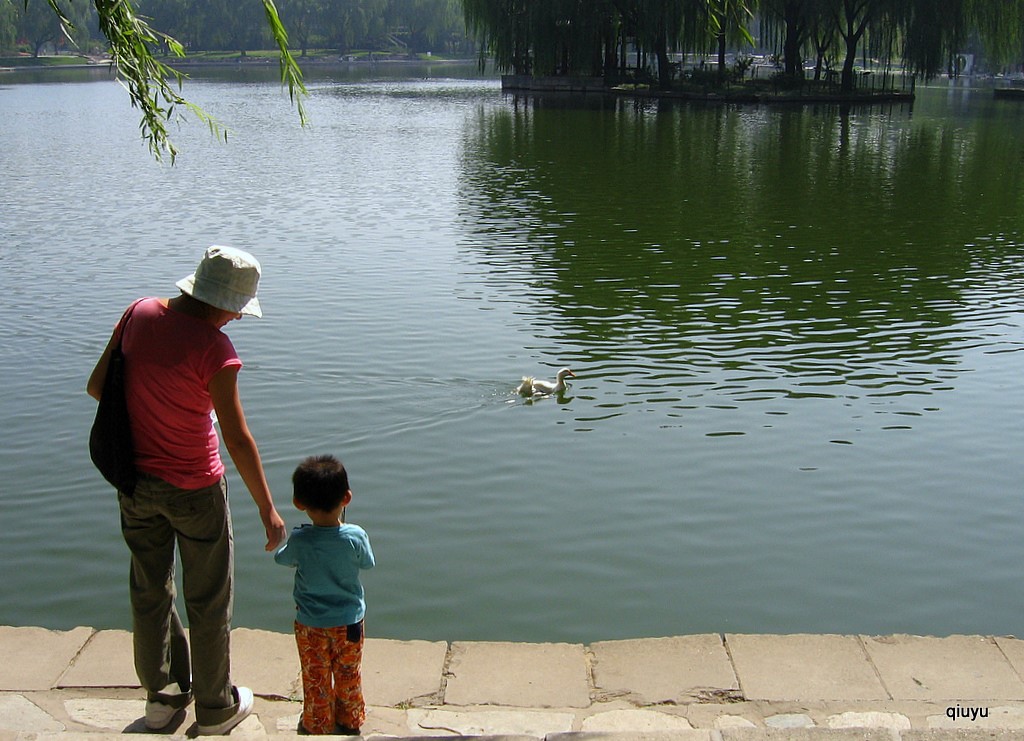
[197,686,254,736]
[144,700,186,730]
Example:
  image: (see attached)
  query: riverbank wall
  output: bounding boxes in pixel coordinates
[500,74,916,104]
[4,625,1024,738]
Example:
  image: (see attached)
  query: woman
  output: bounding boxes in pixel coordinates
[88,245,287,735]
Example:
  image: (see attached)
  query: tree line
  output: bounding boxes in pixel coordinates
[5,0,1023,162]
[465,0,1024,92]
[0,0,470,58]
[6,0,1022,92]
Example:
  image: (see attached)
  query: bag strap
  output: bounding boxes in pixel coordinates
[113,299,144,349]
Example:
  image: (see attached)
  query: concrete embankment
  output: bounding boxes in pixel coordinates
[3,625,1024,739]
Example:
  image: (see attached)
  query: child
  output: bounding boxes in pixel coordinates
[274,455,375,735]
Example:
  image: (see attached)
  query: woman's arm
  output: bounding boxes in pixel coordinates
[209,365,287,551]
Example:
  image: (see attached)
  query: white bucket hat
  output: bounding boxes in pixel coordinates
[176,245,263,318]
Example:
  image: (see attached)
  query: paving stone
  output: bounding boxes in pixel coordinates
[6,735,140,741]
[926,705,1024,730]
[590,635,738,704]
[364,638,448,707]
[62,698,143,732]
[56,631,136,689]
[0,694,65,732]
[906,731,1024,740]
[580,708,693,732]
[551,733,712,741]
[444,642,589,708]
[394,737,538,741]
[764,713,815,728]
[0,626,93,691]
[720,730,894,740]
[231,628,301,700]
[361,706,417,737]
[993,637,1024,680]
[18,627,1024,741]
[826,710,911,730]
[274,707,304,734]
[862,634,1024,701]
[62,697,261,736]
[209,710,265,737]
[406,707,575,736]
[726,634,887,701]
[713,715,758,729]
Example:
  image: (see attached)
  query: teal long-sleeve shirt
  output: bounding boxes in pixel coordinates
[274,523,375,628]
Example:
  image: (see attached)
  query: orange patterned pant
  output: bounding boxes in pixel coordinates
[294,620,366,734]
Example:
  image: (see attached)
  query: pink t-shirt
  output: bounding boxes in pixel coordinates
[118,298,242,489]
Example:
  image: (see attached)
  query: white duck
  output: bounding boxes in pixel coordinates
[515,367,576,396]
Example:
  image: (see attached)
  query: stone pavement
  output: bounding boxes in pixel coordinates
[3,626,1024,739]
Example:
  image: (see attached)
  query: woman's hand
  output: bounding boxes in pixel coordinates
[262,506,288,551]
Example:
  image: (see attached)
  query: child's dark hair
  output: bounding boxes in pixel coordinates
[293,455,349,512]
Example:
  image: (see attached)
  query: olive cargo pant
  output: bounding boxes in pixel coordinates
[119,474,242,727]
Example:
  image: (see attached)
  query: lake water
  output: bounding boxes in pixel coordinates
[1,65,1022,642]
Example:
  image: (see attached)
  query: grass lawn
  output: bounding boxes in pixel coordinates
[0,54,96,67]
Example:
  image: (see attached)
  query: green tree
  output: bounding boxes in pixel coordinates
[526,1,600,76]
[278,0,326,56]
[461,0,760,85]
[463,0,531,74]
[137,0,191,50]
[706,0,755,82]
[16,0,95,55]
[970,0,1024,68]
[762,0,1024,88]
[16,0,61,55]
[828,0,881,92]
[806,0,837,79]
[760,0,811,76]
[216,0,269,54]
[899,0,1024,77]
[386,0,462,54]
[634,0,685,88]
[0,0,18,50]
[760,0,838,80]
[897,0,966,78]
[323,0,387,53]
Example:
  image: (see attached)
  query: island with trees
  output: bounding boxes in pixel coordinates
[465,0,1024,101]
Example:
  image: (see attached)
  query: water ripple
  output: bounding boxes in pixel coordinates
[3,76,1024,640]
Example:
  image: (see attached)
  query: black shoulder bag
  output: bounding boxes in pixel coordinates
[89,302,139,496]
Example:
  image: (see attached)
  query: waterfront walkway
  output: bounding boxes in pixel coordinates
[3,626,1024,739]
